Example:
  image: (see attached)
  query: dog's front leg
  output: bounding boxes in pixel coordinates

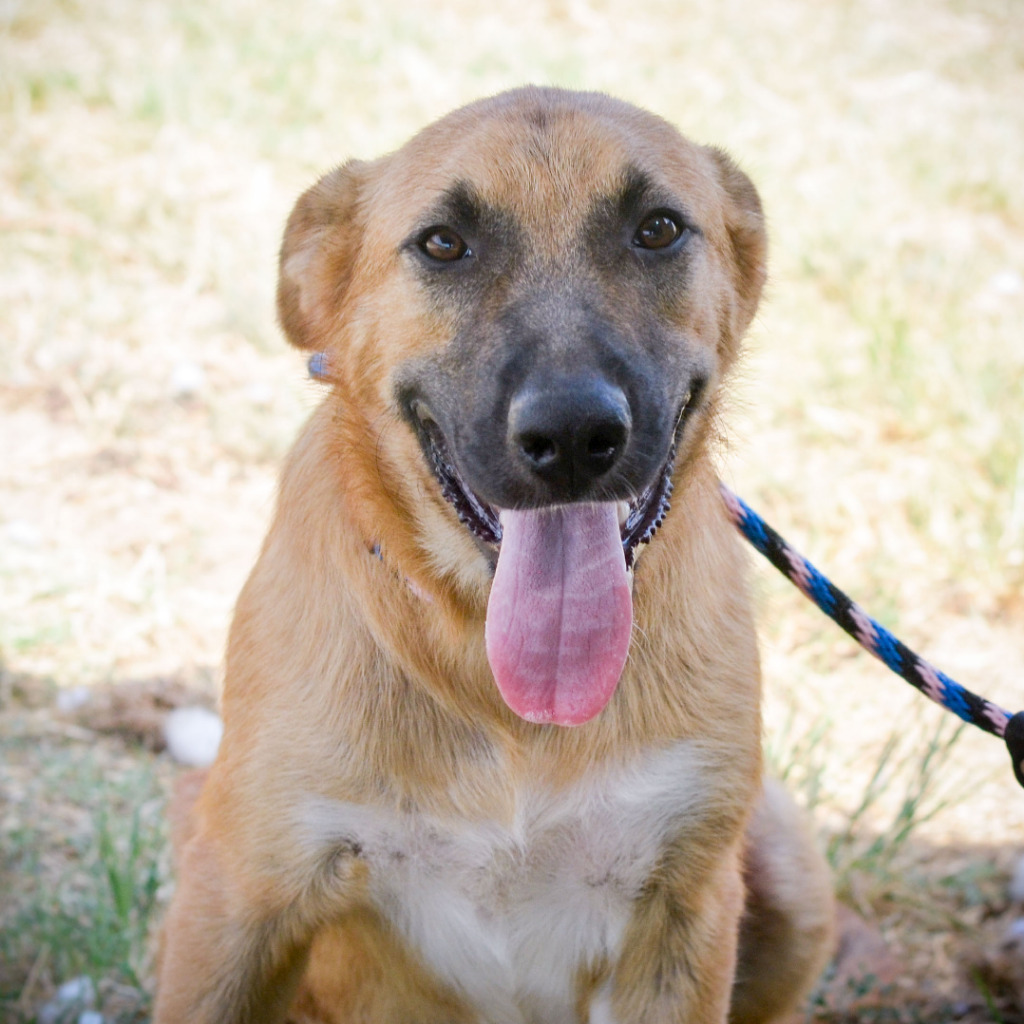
[154,822,354,1024]
[597,843,745,1024]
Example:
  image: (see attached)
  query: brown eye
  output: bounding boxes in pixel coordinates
[634,213,683,250]
[420,227,469,262]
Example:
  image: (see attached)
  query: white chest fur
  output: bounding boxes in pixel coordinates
[298,741,713,1024]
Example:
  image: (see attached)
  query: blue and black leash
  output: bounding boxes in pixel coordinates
[720,484,1024,790]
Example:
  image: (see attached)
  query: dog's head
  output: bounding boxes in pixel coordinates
[278,87,766,726]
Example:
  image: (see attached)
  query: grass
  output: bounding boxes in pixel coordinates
[0,702,169,1022]
[768,711,970,896]
[827,720,967,877]
[2,0,1024,1018]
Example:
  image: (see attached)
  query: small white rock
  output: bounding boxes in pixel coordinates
[1009,854,1024,903]
[169,360,206,400]
[56,976,95,1007]
[6,519,43,548]
[78,1012,105,1024]
[56,686,92,713]
[989,269,1024,296]
[164,705,223,766]
[245,380,275,407]
[38,974,97,1022]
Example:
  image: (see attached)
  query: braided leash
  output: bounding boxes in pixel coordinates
[720,484,1024,790]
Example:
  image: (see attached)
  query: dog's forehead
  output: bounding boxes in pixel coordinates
[372,91,716,236]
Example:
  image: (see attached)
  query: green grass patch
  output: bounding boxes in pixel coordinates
[0,735,168,1021]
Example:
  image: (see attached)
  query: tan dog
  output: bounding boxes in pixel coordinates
[154,87,834,1024]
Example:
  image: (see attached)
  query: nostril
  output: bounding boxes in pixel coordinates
[519,433,558,468]
[586,425,626,465]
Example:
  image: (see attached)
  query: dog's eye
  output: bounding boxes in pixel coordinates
[419,228,470,262]
[634,213,684,250]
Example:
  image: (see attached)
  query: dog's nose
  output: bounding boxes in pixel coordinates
[508,376,631,495]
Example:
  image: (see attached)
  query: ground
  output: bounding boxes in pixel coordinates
[2,0,1024,1020]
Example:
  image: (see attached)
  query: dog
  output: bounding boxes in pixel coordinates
[154,86,835,1024]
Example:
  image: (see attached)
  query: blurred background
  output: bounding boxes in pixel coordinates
[2,0,1023,1020]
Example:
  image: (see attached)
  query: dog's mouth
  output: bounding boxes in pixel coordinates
[410,400,692,729]
[414,408,676,572]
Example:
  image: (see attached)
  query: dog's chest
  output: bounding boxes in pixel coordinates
[302,741,710,1024]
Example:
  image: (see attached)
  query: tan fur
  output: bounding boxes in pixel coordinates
[154,87,834,1024]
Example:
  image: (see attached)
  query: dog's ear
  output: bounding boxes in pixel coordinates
[707,147,767,337]
[277,160,368,351]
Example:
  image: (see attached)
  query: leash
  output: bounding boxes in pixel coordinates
[720,484,1024,790]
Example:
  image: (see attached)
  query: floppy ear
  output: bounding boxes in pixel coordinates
[277,160,367,351]
[706,147,768,338]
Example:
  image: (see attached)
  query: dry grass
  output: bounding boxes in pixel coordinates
[2,0,1024,1019]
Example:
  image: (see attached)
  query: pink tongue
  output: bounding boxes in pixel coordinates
[485,503,633,726]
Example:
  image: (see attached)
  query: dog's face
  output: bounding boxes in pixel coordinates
[278,88,766,726]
